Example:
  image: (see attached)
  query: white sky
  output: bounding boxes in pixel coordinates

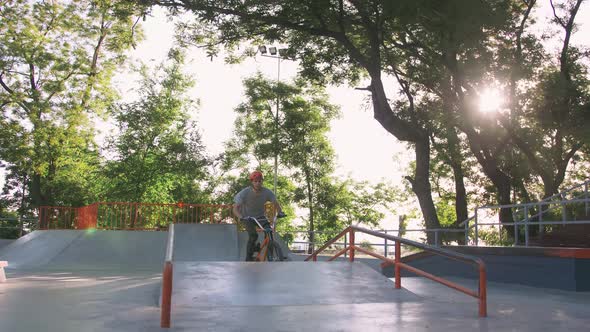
[110,7,410,187]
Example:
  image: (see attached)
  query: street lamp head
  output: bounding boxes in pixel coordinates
[269,46,277,55]
[278,48,287,57]
[258,45,267,54]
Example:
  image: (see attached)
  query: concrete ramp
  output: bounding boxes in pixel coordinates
[0,230,83,269]
[173,224,239,261]
[0,230,168,271]
[47,230,168,271]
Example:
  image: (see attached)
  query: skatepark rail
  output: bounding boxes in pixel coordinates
[161,223,175,328]
[305,225,487,317]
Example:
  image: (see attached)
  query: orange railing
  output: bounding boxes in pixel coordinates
[305,225,487,317]
[38,206,77,229]
[161,223,175,328]
[38,202,237,230]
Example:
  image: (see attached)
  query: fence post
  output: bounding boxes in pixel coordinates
[524,205,529,247]
[394,240,401,289]
[18,216,23,237]
[465,217,469,245]
[344,232,347,258]
[538,201,543,235]
[384,230,388,258]
[474,208,479,246]
[434,230,439,247]
[349,229,355,262]
[585,182,589,216]
[561,194,567,225]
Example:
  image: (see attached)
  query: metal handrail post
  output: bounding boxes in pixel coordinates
[585,182,589,216]
[161,223,175,328]
[435,230,439,247]
[344,232,347,258]
[465,217,469,244]
[524,205,529,247]
[394,240,401,289]
[349,229,355,262]
[538,201,543,235]
[384,230,388,258]
[479,263,487,317]
[561,194,567,225]
[474,208,479,246]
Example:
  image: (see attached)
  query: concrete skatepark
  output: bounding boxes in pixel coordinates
[1,224,590,331]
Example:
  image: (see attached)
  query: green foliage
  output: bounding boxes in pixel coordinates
[478,227,513,247]
[359,240,374,251]
[0,0,143,211]
[435,199,457,227]
[103,49,211,204]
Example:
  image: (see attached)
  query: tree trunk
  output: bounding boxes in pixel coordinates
[406,138,441,244]
[452,162,468,245]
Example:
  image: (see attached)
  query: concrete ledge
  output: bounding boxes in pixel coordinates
[381,246,590,292]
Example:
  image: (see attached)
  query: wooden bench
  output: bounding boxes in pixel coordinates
[0,261,7,282]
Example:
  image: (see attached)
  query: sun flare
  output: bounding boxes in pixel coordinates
[478,88,504,113]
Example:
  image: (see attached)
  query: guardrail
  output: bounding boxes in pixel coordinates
[161,223,174,328]
[304,225,487,317]
[462,198,590,246]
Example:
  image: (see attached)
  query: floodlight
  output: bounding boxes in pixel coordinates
[258,45,267,54]
[269,47,277,55]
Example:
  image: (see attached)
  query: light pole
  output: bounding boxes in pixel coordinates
[258,45,286,196]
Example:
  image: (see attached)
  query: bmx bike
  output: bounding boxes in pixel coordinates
[241,213,287,262]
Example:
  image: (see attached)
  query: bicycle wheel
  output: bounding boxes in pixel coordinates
[267,240,285,262]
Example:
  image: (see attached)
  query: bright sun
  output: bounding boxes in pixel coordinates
[478,88,504,113]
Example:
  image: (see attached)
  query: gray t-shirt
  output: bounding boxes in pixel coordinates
[234,186,277,218]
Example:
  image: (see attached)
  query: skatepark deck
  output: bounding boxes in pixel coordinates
[1,225,589,331]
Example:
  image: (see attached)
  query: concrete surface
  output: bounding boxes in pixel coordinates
[171,262,419,307]
[0,239,14,249]
[2,268,589,331]
[1,227,589,331]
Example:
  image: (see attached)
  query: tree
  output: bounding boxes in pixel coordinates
[147,0,444,243]
[504,0,589,199]
[103,49,210,204]
[0,0,144,211]
[145,0,590,242]
[229,74,340,251]
[227,74,403,250]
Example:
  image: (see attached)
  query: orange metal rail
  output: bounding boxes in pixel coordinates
[38,202,237,230]
[305,225,487,317]
[161,223,175,328]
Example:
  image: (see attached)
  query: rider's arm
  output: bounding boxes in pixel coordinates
[232,204,243,220]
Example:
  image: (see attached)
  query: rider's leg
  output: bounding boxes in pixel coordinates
[245,220,258,261]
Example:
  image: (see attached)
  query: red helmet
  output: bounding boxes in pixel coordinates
[249,170,263,181]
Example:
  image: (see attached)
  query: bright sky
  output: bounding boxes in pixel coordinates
[111,7,410,187]
[112,2,590,188]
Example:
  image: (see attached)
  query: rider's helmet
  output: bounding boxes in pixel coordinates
[249,170,263,182]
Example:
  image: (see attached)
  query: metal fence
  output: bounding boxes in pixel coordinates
[38,202,237,230]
